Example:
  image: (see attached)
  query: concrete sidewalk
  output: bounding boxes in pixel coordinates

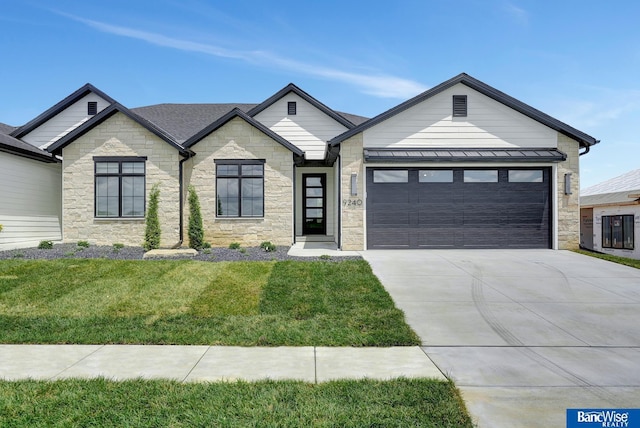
[0,345,445,383]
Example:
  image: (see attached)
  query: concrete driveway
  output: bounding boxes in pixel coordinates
[362,250,640,428]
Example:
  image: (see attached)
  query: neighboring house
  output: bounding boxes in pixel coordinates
[580,169,640,259]
[0,73,598,251]
[0,126,62,250]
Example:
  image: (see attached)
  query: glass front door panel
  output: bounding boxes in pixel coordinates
[303,174,326,235]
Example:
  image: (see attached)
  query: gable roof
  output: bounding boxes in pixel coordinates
[580,169,640,207]
[46,103,189,156]
[10,83,117,139]
[582,168,640,196]
[247,83,357,129]
[183,108,304,156]
[0,132,58,162]
[131,103,258,143]
[329,73,599,148]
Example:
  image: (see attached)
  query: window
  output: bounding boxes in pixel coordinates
[453,95,467,117]
[602,215,634,249]
[88,101,98,115]
[216,160,264,217]
[509,170,543,182]
[373,170,408,183]
[94,157,146,218]
[288,101,297,115]
[464,170,497,183]
[419,170,453,183]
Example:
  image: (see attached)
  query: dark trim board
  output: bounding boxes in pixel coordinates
[366,167,552,249]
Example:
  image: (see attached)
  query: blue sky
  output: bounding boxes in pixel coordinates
[1,0,638,189]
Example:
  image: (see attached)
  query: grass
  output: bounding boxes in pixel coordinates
[0,259,419,346]
[0,378,472,427]
[575,249,640,269]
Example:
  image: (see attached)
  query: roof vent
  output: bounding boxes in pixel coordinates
[88,101,98,116]
[452,95,467,117]
[288,101,297,115]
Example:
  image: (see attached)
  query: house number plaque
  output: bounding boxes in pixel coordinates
[343,199,363,208]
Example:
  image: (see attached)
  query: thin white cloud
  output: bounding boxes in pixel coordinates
[62,13,427,99]
[555,90,640,129]
[504,2,529,26]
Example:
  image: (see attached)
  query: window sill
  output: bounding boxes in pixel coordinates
[215,217,265,221]
[94,217,145,222]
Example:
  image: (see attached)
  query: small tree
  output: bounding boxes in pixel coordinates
[188,185,204,250]
[144,183,161,251]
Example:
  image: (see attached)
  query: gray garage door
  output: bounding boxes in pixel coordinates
[366,167,551,249]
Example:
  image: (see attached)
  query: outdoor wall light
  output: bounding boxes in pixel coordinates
[564,173,572,195]
[351,173,358,196]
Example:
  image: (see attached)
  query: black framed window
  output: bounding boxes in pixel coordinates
[216,160,264,217]
[602,215,634,249]
[94,157,146,218]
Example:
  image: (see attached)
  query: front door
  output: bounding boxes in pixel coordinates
[303,174,326,235]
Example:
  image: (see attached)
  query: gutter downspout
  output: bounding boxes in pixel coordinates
[173,152,194,249]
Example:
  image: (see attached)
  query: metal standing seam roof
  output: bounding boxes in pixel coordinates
[363,148,567,162]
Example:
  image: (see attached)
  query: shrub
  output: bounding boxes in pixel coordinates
[228,242,241,250]
[260,241,276,252]
[38,240,53,249]
[319,254,332,260]
[144,184,161,251]
[202,241,212,249]
[77,241,90,248]
[187,185,204,250]
[113,243,125,252]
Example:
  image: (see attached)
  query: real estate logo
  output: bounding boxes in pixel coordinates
[567,409,640,428]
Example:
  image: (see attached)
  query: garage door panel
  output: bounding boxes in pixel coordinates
[367,228,410,248]
[417,229,457,247]
[371,210,410,226]
[366,168,551,249]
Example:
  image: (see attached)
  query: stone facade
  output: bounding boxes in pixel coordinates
[339,134,365,251]
[556,133,581,250]
[61,112,181,247]
[184,117,294,247]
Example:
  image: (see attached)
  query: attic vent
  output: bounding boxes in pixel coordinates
[88,101,98,115]
[288,101,297,115]
[452,95,467,117]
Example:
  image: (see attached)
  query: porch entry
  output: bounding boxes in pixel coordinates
[303,173,326,235]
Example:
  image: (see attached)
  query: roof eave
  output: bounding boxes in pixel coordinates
[47,103,187,156]
[247,83,356,128]
[330,73,599,148]
[11,83,117,139]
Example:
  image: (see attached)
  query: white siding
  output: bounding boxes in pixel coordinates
[591,205,640,260]
[363,84,557,149]
[0,152,62,250]
[22,93,111,149]
[254,94,348,160]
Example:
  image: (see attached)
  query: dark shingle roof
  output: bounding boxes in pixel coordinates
[131,104,258,143]
[47,103,190,156]
[0,123,16,135]
[132,102,369,143]
[0,132,57,162]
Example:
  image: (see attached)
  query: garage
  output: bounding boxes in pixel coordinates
[366,167,551,249]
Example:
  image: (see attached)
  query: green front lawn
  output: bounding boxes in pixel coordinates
[0,259,419,346]
[575,249,640,269]
[0,378,472,427]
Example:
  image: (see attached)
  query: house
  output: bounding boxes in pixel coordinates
[0,124,61,250]
[580,169,640,259]
[0,73,598,251]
